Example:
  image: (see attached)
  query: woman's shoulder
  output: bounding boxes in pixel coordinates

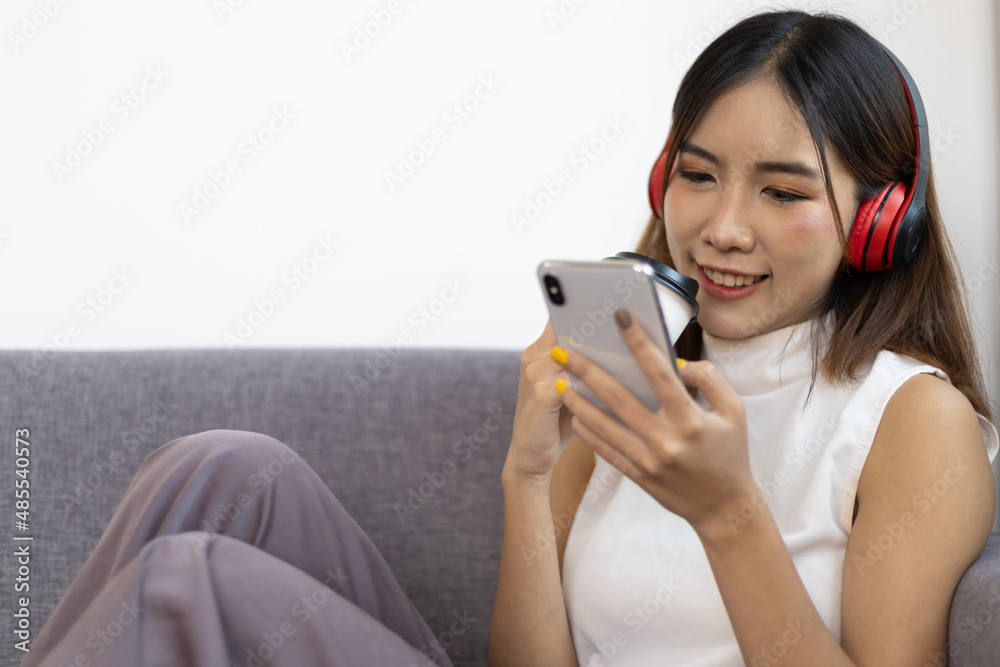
[851,349,998,462]
[844,348,947,387]
[878,370,981,442]
[858,356,997,505]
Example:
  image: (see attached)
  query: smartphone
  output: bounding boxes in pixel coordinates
[537,259,678,420]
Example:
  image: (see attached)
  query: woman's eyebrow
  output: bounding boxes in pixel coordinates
[680,141,822,181]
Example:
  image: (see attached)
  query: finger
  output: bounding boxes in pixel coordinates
[556,344,662,438]
[679,360,742,420]
[572,416,642,479]
[522,320,562,378]
[613,308,696,413]
[540,318,556,345]
[559,378,650,474]
[527,319,557,356]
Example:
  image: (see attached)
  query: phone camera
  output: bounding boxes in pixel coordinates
[543,274,565,305]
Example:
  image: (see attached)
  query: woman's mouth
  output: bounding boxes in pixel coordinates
[702,267,767,287]
[697,265,769,300]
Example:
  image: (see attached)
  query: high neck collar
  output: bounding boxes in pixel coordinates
[700,317,828,396]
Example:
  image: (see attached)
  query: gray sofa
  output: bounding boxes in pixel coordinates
[1,348,998,667]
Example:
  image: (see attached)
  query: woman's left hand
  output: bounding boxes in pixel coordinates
[553,309,758,536]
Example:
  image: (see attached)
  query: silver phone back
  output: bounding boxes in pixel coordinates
[538,260,675,419]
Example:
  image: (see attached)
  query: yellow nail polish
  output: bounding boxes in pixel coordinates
[550,346,569,365]
[555,379,567,395]
[677,358,686,371]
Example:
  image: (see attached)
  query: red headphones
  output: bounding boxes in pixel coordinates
[648,46,929,271]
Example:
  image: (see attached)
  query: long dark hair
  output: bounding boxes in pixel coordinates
[635,10,994,421]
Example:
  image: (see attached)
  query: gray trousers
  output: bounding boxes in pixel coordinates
[20,430,454,667]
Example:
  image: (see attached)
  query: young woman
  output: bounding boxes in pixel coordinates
[490,9,998,667]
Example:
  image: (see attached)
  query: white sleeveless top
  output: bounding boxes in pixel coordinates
[562,318,999,666]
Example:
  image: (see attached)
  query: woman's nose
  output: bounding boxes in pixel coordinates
[700,187,755,252]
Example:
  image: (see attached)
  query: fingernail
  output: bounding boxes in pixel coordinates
[677,358,686,371]
[614,309,632,329]
[555,379,567,395]
[550,346,569,365]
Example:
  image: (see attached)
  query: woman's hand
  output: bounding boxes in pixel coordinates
[554,309,757,535]
[503,319,575,481]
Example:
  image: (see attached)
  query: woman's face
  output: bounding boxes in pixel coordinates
[663,76,859,340]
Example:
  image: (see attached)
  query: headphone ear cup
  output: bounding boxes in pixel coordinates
[848,191,881,270]
[891,206,927,268]
[848,182,906,271]
[648,145,671,220]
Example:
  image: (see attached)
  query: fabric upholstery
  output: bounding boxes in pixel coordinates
[1,348,997,666]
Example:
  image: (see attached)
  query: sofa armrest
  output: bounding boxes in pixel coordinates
[949,533,1000,665]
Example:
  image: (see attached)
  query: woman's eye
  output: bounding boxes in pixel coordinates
[764,187,806,204]
[679,171,714,184]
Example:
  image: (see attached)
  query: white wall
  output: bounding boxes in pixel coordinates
[2,2,998,471]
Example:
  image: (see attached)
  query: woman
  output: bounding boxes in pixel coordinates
[490,9,997,667]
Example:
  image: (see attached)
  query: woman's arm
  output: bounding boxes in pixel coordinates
[489,324,586,667]
[490,439,591,667]
[490,468,578,667]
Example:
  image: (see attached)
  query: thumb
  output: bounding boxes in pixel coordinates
[678,360,741,418]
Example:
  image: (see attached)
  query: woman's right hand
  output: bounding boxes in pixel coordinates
[503,320,575,481]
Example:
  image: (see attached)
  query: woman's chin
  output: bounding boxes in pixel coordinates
[698,325,750,341]
[694,312,756,341]
[695,309,813,341]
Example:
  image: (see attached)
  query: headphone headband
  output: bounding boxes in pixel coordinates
[874,46,929,269]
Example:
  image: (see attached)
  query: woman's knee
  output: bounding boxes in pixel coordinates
[139,531,220,564]
[142,429,305,490]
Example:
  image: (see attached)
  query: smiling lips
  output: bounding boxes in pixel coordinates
[702,267,767,288]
